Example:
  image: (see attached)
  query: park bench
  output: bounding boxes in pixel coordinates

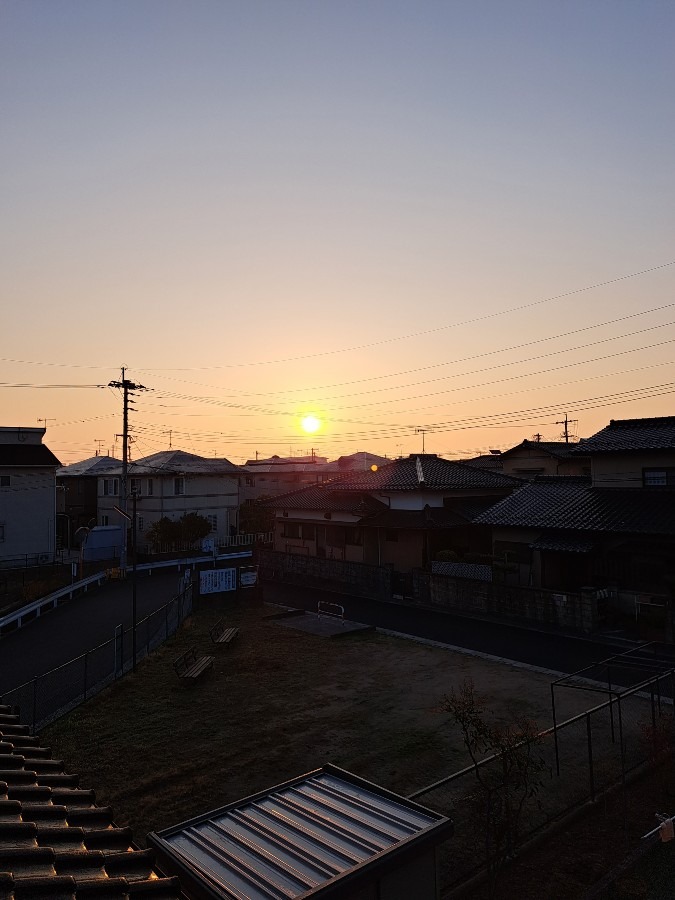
[173,647,214,680]
[209,620,239,646]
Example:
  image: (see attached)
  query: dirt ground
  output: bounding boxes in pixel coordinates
[42,593,660,897]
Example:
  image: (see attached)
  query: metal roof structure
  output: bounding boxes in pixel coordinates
[149,765,452,900]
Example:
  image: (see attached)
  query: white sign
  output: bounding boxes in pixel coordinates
[239,566,258,588]
[200,568,237,595]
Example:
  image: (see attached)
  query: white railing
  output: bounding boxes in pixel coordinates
[0,549,253,636]
[0,571,108,634]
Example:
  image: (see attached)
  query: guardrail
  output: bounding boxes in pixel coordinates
[0,571,108,635]
[0,549,253,637]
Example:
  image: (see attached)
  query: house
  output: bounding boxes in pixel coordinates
[96,450,243,549]
[497,440,590,479]
[267,454,520,572]
[240,453,330,502]
[474,416,675,602]
[240,450,390,502]
[56,454,120,548]
[0,426,61,566]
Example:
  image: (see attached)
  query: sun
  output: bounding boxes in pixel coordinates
[301,415,322,434]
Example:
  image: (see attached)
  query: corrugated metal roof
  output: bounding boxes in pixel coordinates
[149,766,451,899]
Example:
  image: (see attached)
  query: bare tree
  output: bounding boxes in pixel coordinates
[443,678,549,897]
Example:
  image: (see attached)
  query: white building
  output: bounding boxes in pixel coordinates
[0,427,61,566]
[96,450,243,548]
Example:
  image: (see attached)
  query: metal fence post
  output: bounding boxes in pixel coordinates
[32,677,37,735]
[83,651,88,701]
[551,683,560,777]
[586,713,595,802]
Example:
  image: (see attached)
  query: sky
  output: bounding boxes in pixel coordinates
[2,0,674,466]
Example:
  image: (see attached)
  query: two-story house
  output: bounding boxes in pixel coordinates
[0,426,61,566]
[498,440,590,479]
[474,416,675,600]
[267,454,520,572]
[96,450,243,549]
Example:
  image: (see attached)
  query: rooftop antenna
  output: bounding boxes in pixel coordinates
[415,427,430,453]
[37,417,55,430]
[94,439,105,456]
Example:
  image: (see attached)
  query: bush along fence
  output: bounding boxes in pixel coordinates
[407,664,675,894]
[0,583,193,734]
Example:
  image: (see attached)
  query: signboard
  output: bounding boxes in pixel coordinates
[200,568,237,595]
[239,565,258,589]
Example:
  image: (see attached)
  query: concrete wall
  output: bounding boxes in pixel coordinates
[429,575,596,632]
[259,549,392,601]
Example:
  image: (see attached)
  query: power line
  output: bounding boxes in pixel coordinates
[136,259,675,370]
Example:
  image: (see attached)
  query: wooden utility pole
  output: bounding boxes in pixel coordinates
[108,368,146,570]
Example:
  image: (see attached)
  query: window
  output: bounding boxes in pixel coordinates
[103,478,119,496]
[282,523,300,539]
[0,476,10,487]
[643,468,675,487]
[174,477,185,495]
[0,524,5,541]
[245,476,255,487]
[130,478,141,496]
[385,530,398,542]
[147,478,154,496]
[101,515,109,526]
[137,516,144,532]
[206,514,218,532]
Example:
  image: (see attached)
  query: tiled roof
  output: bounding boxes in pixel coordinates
[102,451,242,477]
[459,454,504,470]
[0,705,182,900]
[268,485,387,516]
[475,478,675,535]
[0,446,61,468]
[572,416,675,454]
[500,440,586,460]
[320,454,520,492]
[56,456,120,478]
[529,533,595,553]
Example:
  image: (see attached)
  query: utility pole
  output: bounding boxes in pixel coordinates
[108,368,146,570]
[555,414,578,444]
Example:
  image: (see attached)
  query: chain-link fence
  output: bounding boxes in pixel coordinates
[0,584,193,733]
[409,668,675,892]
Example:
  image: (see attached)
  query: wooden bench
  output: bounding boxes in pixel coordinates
[209,620,239,646]
[173,647,214,680]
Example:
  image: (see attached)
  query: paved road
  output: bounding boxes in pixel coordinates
[2,573,672,698]
[0,570,186,693]
[262,582,675,686]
